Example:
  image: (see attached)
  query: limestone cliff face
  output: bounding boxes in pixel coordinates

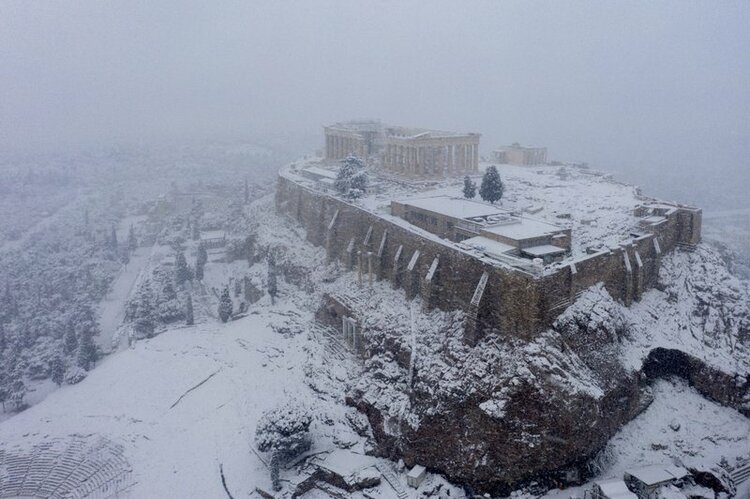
[345,305,644,494]
[344,247,750,494]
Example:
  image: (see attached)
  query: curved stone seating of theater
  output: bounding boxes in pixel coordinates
[0,436,133,498]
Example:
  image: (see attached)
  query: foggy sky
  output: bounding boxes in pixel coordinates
[1,1,749,204]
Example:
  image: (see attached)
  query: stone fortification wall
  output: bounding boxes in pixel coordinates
[276,170,702,341]
[277,174,542,342]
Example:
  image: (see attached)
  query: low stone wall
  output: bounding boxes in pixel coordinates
[643,347,750,416]
[276,171,701,340]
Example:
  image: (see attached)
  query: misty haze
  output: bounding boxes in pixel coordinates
[0,2,748,498]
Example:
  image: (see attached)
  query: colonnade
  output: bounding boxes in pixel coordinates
[325,133,366,160]
[383,141,479,177]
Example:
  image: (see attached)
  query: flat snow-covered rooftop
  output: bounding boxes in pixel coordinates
[394,195,505,220]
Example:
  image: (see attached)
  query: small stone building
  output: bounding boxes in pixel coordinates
[406,465,427,488]
[494,143,547,165]
[623,465,690,499]
[391,195,570,263]
[589,479,638,499]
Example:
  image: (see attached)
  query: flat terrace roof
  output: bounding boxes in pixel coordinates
[482,216,564,241]
[394,196,506,220]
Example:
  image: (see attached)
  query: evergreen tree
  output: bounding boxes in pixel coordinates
[479,165,504,204]
[132,283,156,337]
[244,177,250,204]
[50,355,64,386]
[77,328,98,371]
[63,321,78,356]
[110,225,118,250]
[195,243,208,281]
[244,234,256,265]
[463,175,477,199]
[192,221,200,241]
[267,255,278,305]
[185,294,194,326]
[7,364,26,411]
[270,451,281,491]
[334,156,368,199]
[128,224,137,251]
[0,352,8,412]
[218,286,233,323]
[175,251,192,286]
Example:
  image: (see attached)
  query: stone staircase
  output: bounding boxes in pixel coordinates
[731,462,750,485]
[310,324,349,361]
[375,463,409,499]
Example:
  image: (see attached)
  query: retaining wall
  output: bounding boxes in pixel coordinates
[276,170,701,341]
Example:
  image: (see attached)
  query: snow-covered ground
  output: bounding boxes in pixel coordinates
[1,192,747,498]
[543,378,750,499]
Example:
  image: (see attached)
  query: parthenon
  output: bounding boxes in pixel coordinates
[324,120,481,179]
[324,120,382,160]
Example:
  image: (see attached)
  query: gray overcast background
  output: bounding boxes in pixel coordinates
[1,1,748,207]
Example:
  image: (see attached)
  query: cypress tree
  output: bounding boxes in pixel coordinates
[267,255,278,305]
[77,328,98,371]
[185,295,194,326]
[63,321,78,356]
[463,175,477,199]
[51,355,64,386]
[218,287,233,323]
[175,251,192,286]
[128,224,137,251]
[195,243,208,281]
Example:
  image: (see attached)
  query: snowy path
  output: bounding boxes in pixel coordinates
[95,245,152,353]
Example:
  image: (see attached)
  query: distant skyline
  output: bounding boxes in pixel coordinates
[1,1,749,207]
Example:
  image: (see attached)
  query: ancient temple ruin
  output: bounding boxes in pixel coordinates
[324,120,481,178]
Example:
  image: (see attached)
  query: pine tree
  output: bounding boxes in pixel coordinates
[50,355,64,386]
[128,224,137,251]
[463,176,477,199]
[244,177,250,205]
[110,225,118,250]
[175,251,192,286]
[185,294,194,326]
[479,165,504,204]
[335,156,367,198]
[218,286,233,323]
[195,243,208,281]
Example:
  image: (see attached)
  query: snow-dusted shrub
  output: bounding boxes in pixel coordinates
[254,401,313,460]
[64,366,87,385]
